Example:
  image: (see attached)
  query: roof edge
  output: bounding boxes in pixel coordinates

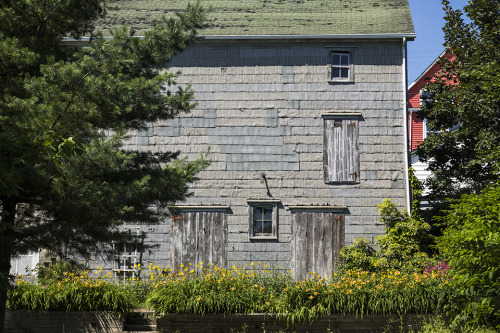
[202,33,416,40]
[62,33,416,45]
[408,50,446,90]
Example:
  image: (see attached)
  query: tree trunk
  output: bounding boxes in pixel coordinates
[0,199,16,333]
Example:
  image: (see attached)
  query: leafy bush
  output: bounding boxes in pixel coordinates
[37,260,85,286]
[437,181,500,329]
[339,199,432,271]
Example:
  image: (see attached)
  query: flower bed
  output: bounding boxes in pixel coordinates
[7,262,454,331]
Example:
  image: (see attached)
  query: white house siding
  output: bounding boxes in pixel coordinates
[87,40,408,277]
[9,252,39,276]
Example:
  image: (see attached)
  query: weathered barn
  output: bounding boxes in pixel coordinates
[81,0,415,279]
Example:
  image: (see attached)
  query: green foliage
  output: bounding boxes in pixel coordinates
[121,280,154,306]
[376,200,431,268]
[8,275,133,314]
[437,181,500,329]
[340,199,432,271]
[0,0,209,292]
[409,167,424,217]
[145,266,453,325]
[7,263,453,326]
[337,238,376,272]
[417,316,498,333]
[0,1,209,328]
[37,260,85,286]
[417,0,500,200]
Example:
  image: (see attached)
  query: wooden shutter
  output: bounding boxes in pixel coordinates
[324,118,359,183]
[291,211,345,280]
[171,211,227,268]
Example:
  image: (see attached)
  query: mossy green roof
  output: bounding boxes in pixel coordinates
[97,0,415,37]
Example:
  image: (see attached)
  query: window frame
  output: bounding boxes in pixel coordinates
[326,47,355,83]
[247,199,280,240]
[322,112,361,184]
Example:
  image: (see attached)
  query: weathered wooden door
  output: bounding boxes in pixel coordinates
[171,210,227,268]
[290,210,344,280]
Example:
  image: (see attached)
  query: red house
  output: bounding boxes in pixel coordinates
[408,52,455,188]
[408,51,455,151]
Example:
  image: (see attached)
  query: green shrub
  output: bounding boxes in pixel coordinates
[437,181,500,329]
[37,259,85,286]
[339,199,432,272]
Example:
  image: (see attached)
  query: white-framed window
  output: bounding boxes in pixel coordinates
[327,48,355,83]
[247,200,279,240]
[322,113,361,183]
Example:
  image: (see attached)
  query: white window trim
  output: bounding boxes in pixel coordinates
[326,47,355,83]
[247,199,280,240]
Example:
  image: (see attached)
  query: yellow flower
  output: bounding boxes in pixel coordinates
[251,262,254,266]
[309,296,314,300]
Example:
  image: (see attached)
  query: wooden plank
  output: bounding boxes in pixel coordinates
[195,211,202,266]
[346,119,359,182]
[220,212,228,267]
[292,211,308,280]
[313,211,326,276]
[170,214,183,269]
[334,214,345,272]
[323,120,330,181]
[212,211,221,266]
[324,212,334,275]
[304,211,314,278]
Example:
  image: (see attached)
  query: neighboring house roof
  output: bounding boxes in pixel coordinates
[95,0,415,37]
[408,51,455,109]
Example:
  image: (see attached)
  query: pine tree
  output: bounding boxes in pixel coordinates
[0,1,208,330]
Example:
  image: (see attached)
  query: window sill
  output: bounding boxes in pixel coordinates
[249,235,278,241]
[327,79,354,84]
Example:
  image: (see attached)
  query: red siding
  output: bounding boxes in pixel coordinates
[408,53,455,151]
[409,113,424,151]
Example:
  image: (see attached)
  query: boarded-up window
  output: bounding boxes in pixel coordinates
[290,208,345,280]
[323,115,360,183]
[171,209,228,268]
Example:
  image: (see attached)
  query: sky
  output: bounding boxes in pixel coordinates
[407,0,470,84]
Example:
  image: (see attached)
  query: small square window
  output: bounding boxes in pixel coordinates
[248,200,279,240]
[327,48,354,83]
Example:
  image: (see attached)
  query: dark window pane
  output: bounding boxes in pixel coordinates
[332,54,340,65]
[254,220,263,234]
[262,221,273,234]
[340,54,349,65]
[253,207,262,221]
[340,68,349,78]
[332,68,340,78]
[263,207,273,221]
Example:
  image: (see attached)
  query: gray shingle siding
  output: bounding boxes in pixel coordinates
[86,40,408,276]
